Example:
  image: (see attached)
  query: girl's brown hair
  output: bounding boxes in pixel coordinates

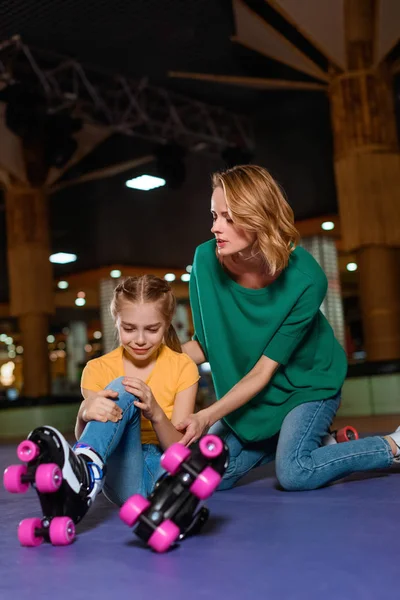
[110,275,182,352]
[212,165,300,275]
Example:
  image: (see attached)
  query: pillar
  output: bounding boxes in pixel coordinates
[5,185,54,395]
[329,0,400,361]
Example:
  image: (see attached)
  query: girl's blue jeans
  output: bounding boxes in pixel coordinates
[76,377,163,506]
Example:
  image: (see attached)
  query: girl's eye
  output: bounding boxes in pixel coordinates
[123,327,133,332]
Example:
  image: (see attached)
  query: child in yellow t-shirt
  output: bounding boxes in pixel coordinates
[10,276,199,529]
[74,275,200,507]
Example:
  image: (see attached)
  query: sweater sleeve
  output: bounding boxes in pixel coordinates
[263,275,327,365]
[188,251,208,359]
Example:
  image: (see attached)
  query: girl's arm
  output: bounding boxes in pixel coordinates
[151,382,198,450]
[182,340,206,365]
[75,388,121,440]
[177,355,279,446]
[121,377,198,451]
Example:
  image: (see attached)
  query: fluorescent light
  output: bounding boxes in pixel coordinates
[186,265,192,273]
[47,335,55,343]
[75,298,86,306]
[125,175,166,191]
[346,262,358,272]
[110,269,122,278]
[181,274,190,282]
[57,281,69,289]
[93,331,102,339]
[321,221,335,231]
[164,273,176,282]
[50,253,77,264]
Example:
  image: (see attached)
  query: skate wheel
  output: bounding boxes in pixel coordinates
[35,463,62,493]
[336,426,359,443]
[3,464,29,493]
[49,517,75,546]
[199,435,224,459]
[17,440,40,463]
[120,494,150,527]
[18,518,44,547]
[161,443,191,475]
[148,519,180,553]
[190,466,222,500]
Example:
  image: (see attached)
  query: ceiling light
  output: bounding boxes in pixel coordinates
[164,273,176,282]
[57,280,69,289]
[321,221,335,231]
[346,262,358,272]
[110,269,121,278]
[125,175,166,191]
[50,253,77,264]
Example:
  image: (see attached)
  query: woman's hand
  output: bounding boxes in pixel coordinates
[176,411,210,446]
[81,389,122,423]
[122,377,162,423]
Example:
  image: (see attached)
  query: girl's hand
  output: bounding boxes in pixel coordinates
[176,411,210,446]
[122,377,162,423]
[81,390,122,423]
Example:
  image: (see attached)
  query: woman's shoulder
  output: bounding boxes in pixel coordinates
[194,239,216,262]
[289,246,327,289]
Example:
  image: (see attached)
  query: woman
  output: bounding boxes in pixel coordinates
[178,165,399,491]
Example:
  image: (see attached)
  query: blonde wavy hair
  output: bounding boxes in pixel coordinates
[212,165,299,275]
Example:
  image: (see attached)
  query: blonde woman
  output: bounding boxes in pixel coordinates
[179,164,400,491]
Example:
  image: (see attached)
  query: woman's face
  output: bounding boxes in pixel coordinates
[210,186,256,257]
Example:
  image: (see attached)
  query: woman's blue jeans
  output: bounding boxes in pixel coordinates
[76,377,163,506]
[209,393,394,491]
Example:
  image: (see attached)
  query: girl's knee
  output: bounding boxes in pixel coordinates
[105,377,138,411]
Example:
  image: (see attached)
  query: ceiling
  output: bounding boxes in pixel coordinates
[0,0,399,304]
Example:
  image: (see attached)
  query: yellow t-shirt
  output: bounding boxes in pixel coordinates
[80,344,200,444]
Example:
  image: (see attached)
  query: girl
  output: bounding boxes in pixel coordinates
[74,274,200,507]
[178,164,400,492]
[9,276,199,522]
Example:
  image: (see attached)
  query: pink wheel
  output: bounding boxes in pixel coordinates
[49,517,75,546]
[199,435,224,459]
[190,466,222,500]
[3,464,29,493]
[35,463,62,493]
[119,494,150,527]
[18,518,44,547]
[336,426,359,443]
[148,519,180,553]
[17,440,40,463]
[161,443,191,475]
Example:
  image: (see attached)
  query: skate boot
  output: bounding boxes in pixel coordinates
[3,426,105,547]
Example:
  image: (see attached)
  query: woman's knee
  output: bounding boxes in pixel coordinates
[276,456,320,492]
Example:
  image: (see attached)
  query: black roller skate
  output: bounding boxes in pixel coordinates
[3,426,104,547]
[120,434,229,553]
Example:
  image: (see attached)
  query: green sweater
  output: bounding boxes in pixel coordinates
[190,240,348,443]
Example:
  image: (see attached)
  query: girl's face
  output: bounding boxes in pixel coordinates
[211,186,256,257]
[117,300,168,362]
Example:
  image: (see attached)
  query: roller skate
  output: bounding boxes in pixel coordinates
[119,433,229,553]
[322,425,359,446]
[3,426,104,547]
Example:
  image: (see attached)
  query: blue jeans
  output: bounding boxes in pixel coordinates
[209,393,394,491]
[76,377,164,506]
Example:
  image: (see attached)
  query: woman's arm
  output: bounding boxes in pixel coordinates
[177,355,279,446]
[182,340,206,365]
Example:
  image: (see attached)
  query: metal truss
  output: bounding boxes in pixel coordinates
[0,36,254,152]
